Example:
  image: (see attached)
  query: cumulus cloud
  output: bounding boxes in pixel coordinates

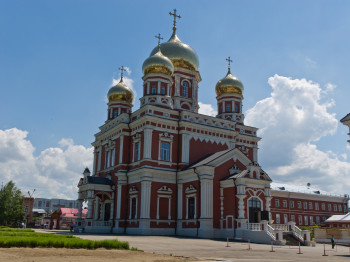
[198,102,217,117]
[245,74,349,194]
[0,128,93,199]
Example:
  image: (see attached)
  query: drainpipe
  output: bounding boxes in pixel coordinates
[233,178,236,239]
[193,167,201,237]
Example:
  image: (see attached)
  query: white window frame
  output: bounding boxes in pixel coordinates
[129,186,139,220]
[316,216,320,224]
[304,216,308,225]
[283,200,287,208]
[291,215,295,222]
[298,215,302,225]
[275,199,279,207]
[160,142,170,161]
[156,186,173,221]
[333,204,337,212]
[185,185,197,220]
[322,203,325,210]
[161,85,165,95]
[182,81,189,97]
[315,202,319,210]
[338,204,342,212]
[284,214,288,224]
[297,201,301,209]
[303,202,307,209]
[226,103,231,112]
[309,202,313,209]
[310,216,313,225]
[158,133,174,162]
[328,204,332,211]
[132,133,141,162]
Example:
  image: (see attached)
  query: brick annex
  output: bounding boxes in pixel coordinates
[76,10,348,243]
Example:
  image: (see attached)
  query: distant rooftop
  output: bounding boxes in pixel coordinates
[326,212,350,222]
[270,182,348,198]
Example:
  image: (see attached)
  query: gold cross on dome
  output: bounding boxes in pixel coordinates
[155,33,163,49]
[226,56,233,69]
[118,66,127,80]
[169,9,181,32]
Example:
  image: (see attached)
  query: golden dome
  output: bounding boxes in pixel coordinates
[107,79,134,103]
[150,32,199,71]
[142,49,174,76]
[216,70,244,96]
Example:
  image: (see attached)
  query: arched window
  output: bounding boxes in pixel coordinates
[151,85,156,95]
[161,85,165,95]
[248,197,261,209]
[182,82,188,97]
[226,103,231,112]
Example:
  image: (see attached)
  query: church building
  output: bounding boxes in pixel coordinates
[77,10,348,243]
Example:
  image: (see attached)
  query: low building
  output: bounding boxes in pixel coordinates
[325,212,350,228]
[50,208,88,229]
[33,198,78,213]
[22,197,34,225]
[270,183,348,226]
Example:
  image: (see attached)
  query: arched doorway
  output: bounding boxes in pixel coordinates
[248,197,261,223]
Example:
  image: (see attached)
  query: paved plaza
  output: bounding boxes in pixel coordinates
[36,229,350,261]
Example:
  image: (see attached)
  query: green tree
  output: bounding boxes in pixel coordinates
[0,181,25,226]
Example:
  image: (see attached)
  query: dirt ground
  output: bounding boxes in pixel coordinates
[0,248,197,262]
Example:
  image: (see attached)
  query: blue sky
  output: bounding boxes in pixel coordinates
[1,1,349,198]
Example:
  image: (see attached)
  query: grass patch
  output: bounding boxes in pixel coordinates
[0,228,34,232]
[0,229,129,250]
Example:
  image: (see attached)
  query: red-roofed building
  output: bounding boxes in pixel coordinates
[50,208,87,229]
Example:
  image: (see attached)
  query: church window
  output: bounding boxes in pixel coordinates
[290,201,294,208]
[298,215,302,225]
[161,85,165,95]
[226,103,231,112]
[309,202,313,209]
[297,201,301,209]
[182,82,188,97]
[131,197,137,219]
[315,202,319,210]
[160,142,170,161]
[328,204,332,211]
[152,85,156,94]
[111,149,115,167]
[275,199,279,207]
[276,214,280,224]
[321,203,325,210]
[249,198,261,209]
[188,197,195,219]
[283,200,287,208]
[134,142,140,162]
[304,216,308,225]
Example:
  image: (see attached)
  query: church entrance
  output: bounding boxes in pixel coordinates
[104,203,111,221]
[248,197,261,223]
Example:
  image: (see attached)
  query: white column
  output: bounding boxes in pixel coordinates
[117,184,122,219]
[168,198,171,219]
[87,200,93,219]
[200,179,213,218]
[220,188,224,228]
[92,152,97,175]
[94,197,99,220]
[97,146,102,171]
[140,180,152,219]
[156,196,160,219]
[253,146,258,163]
[147,81,150,94]
[177,184,183,219]
[157,81,161,94]
[167,83,170,96]
[237,195,246,219]
[119,136,124,164]
[110,193,114,220]
[143,129,153,159]
[99,202,104,220]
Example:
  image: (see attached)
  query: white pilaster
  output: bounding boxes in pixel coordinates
[177,183,183,219]
[140,180,152,219]
[200,179,213,218]
[117,184,122,219]
[87,199,93,219]
[181,133,190,163]
[119,136,124,164]
[143,129,153,159]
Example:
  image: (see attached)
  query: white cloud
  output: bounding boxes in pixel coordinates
[0,128,93,199]
[198,102,217,117]
[245,74,350,194]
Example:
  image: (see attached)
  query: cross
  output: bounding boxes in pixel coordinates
[155,33,163,49]
[118,66,127,81]
[226,56,233,69]
[169,9,181,32]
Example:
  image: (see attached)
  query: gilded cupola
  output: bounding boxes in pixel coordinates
[142,35,174,76]
[149,10,199,71]
[216,57,244,96]
[107,66,134,103]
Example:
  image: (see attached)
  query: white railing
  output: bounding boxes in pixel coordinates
[292,225,304,242]
[266,224,276,240]
[271,224,289,231]
[247,223,262,231]
[91,221,112,227]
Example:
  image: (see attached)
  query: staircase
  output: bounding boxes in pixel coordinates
[283,232,304,246]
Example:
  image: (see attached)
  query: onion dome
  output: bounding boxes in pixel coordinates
[216,69,244,96]
[107,79,134,103]
[150,31,199,71]
[142,49,174,76]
